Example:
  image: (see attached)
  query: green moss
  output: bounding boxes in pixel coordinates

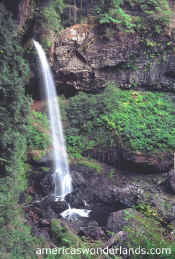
[51,219,81,247]
[78,159,102,174]
[64,84,175,155]
[50,219,103,259]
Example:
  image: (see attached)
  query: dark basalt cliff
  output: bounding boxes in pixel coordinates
[7,1,175,94]
[52,23,175,93]
[3,0,32,29]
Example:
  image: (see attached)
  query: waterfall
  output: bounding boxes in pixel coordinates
[33,40,91,219]
[33,40,72,201]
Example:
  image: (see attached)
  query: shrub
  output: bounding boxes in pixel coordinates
[26,110,50,151]
[37,0,64,33]
[0,3,30,175]
[124,212,175,258]
[96,0,171,33]
[64,83,175,155]
[0,4,47,258]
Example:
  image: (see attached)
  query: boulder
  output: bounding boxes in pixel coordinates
[79,220,105,240]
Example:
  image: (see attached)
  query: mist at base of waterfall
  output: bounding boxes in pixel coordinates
[60,208,91,221]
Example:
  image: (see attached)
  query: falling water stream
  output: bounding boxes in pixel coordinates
[33,40,90,219]
[33,40,72,201]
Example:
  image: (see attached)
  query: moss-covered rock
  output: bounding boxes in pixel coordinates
[51,219,82,246]
[52,0,175,94]
[62,84,175,172]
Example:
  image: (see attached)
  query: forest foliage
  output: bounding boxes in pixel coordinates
[96,0,172,31]
[59,0,172,34]
[62,84,175,157]
[0,1,175,258]
[0,4,45,258]
[0,3,30,176]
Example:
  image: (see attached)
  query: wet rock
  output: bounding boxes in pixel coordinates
[69,164,138,212]
[27,163,139,233]
[86,148,173,174]
[40,173,53,195]
[39,219,50,227]
[168,219,175,240]
[29,151,53,167]
[65,217,89,234]
[39,229,51,240]
[45,197,68,216]
[151,196,175,221]
[137,188,175,221]
[19,192,25,204]
[51,201,68,215]
[79,220,105,240]
[106,208,140,233]
[61,216,105,240]
[27,168,53,198]
[121,151,172,174]
[27,161,175,242]
[168,173,175,194]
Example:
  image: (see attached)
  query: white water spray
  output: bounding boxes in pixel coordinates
[33,40,91,219]
[60,204,91,220]
[33,40,72,201]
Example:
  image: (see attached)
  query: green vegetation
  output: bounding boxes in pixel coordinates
[50,219,103,259]
[96,0,172,33]
[51,219,82,247]
[109,168,116,179]
[97,0,135,31]
[0,4,48,258]
[136,202,160,221]
[64,83,175,155]
[1,1,175,258]
[0,3,29,175]
[26,110,51,151]
[124,211,175,258]
[23,0,65,50]
[77,159,102,174]
[42,0,65,32]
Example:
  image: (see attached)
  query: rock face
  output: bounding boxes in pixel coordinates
[107,208,141,234]
[169,174,175,194]
[25,159,175,244]
[166,171,175,194]
[27,163,140,229]
[3,0,32,30]
[69,164,139,211]
[52,24,175,93]
[85,148,173,174]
